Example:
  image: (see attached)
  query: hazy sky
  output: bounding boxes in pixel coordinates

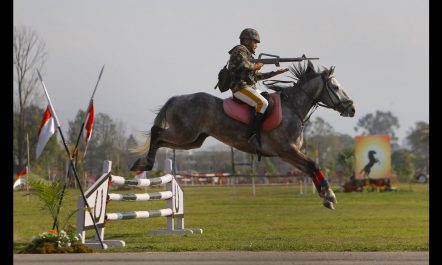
[14,0,428,148]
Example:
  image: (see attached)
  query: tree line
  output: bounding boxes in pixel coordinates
[13,105,140,181]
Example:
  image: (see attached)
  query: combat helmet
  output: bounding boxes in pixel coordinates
[239,28,260,43]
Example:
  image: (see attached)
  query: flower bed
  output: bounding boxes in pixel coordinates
[20,228,92,254]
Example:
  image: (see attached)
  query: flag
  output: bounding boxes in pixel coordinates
[36,105,56,159]
[83,100,95,156]
[13,166,28,189]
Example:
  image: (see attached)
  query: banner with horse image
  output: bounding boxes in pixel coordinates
[355,135,391,179]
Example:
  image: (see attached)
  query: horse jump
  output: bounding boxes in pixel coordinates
[76,159,202,249]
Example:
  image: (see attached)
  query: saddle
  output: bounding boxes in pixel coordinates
[222,92,282,131]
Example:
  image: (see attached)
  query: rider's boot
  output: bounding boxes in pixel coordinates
[247,112,265,150]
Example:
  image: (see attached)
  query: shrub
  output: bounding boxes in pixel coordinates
[20,226,92,254]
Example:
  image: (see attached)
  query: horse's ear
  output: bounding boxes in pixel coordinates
[322,66,335,78]
[306,60,315,74]
[329,66,335,76]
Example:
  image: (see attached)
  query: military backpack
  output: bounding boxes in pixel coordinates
[214,61,231,93]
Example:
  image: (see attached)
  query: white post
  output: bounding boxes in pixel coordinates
[312,179,316,194]
[252,176,256,196]
[165,159,174,231]
[305,177,308,194]
[164,158,172,174]
[299,177,303,195]
[94,161,112,241]
[177,215,185,230]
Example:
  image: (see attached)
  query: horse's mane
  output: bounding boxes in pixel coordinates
[289,62,311,83]
[265,61,327,91]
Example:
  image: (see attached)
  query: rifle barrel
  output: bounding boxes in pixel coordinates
[280,57,319,62]
[251,57,319,64]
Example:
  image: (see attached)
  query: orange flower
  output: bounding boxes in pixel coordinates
[48,229,56,233]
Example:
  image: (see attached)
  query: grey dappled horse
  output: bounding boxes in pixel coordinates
[131,61,355,210]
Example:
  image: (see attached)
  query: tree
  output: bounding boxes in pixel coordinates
[336,148,355,181]
[67,111,130,177]
[305,117,335,138]
[406,121,429,169]
[67,109,87,150]
[354,110,400,147]
[391,149,415,182]
[301,117,354,180]
[304,117,335,162]
[13,25,47,172]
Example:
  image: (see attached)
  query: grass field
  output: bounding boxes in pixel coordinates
[13,182,428,253]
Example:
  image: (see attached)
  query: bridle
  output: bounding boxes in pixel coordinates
[297,74,351,123]
[316,74,352,114]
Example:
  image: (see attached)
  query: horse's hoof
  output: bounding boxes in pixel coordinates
[323,201,335,210]
[130,158,153,171]
[321,188,337,204]
[326,189,338,204]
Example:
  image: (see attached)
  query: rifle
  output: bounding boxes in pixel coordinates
[250,53,319,67]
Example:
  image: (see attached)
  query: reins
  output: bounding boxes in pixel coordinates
[262,79,319,127]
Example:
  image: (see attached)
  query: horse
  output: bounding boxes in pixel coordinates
[360,150,380,178]
[130,60,355,210]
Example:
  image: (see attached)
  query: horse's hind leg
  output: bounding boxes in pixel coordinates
[280,146,337,210]
[144,126,204,169]
[131,126,208,171]
[158,133,209,150]
[131,125,164,171]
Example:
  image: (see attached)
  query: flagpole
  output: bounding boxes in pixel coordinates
[51,65,104,231]
[37,70,105,249]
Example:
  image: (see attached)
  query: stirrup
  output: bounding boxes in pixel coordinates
[248,133,260,148]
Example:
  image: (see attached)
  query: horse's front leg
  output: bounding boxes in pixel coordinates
[280,146,337,210]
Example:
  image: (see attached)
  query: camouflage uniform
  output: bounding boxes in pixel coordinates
[228,28,276,151]
[228,44,275,93]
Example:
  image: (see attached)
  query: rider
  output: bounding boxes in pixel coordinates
[228,28,289,150]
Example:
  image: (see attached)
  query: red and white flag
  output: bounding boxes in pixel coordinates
[36,105,56,159]
[13,165,28,189]
[83,100,95,156]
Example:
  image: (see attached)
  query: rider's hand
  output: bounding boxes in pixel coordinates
[254,63,264,70]
[275,68,289,75]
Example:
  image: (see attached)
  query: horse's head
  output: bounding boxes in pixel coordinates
[315,64,355,117]
[300,61,355,117]
[267,60,355,118]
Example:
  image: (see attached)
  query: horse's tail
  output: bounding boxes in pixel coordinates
[153,96,175,128]
[129,131,151,155]
[129,98,174,155]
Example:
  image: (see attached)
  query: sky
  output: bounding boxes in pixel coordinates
[13,0,428,149]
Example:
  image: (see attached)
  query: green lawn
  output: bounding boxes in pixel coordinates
[13,183,428,252]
